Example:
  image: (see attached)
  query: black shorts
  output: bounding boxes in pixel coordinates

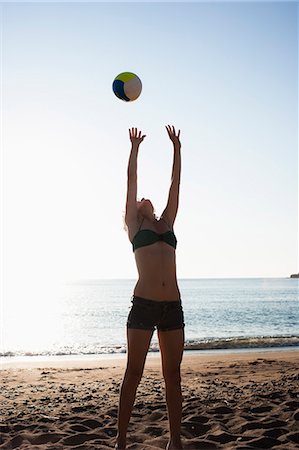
[127,296,185,332]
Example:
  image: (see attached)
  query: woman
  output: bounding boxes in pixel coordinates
[115,125,184,450]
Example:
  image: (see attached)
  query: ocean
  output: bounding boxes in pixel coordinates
[1,278,298,359]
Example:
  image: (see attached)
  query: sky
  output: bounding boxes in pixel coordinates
[0,1,298,307]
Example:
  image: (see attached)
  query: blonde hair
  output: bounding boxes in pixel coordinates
[122,211,128,232]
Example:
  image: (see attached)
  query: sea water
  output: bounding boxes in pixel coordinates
[1,278,298,358]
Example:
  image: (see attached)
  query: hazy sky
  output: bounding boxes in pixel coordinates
[1,1,298,304]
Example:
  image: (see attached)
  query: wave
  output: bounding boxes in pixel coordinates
[183,335,299,351]
[1,335,299,358]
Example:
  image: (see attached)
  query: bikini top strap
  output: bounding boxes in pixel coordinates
[160,216,173,231]
[138,217,144,231]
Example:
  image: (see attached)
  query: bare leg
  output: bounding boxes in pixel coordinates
[158,328,185,450]
[115,328,154,449]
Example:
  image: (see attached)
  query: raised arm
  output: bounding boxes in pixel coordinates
[161,125,181,227]
[125,128,146,226]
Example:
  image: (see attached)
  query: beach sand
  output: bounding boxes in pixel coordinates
[0,350,298,449]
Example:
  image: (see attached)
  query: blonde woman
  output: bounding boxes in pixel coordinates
[115,125,184,450]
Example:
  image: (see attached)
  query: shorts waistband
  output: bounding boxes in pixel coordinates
[132,295,181,306]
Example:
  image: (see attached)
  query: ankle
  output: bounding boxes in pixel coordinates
[115,435,126,449]
[166,438,183,450]
[115,443,126,450]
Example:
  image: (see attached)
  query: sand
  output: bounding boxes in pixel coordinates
[0,350,298,449]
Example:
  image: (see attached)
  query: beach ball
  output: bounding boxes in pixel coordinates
[112,72,142,102]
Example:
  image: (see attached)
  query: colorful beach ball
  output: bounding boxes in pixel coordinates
[112,72,142,102]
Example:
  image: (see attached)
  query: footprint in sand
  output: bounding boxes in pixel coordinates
[240,418,287,433]
[144,425,165,436]
[250,405,273,414]
[12,424,28,432]
[69,424,90,432]
[206,431,238,444]
[211,406,233,415]
[28,432,65,445]
[182,421,211,437]
[71,405,89,413]
[245,435,282,448]
[0,424,10,433]
[286,431,299,444]
[147,411,166,421]
[263,427,288,439]
[103,426,117,437]
[106,408,118,418]
[259,391,284,400]
[185,414,210,424]
[5,434,26,448]
[284,400,299,410]
[61,432,103,446]
[81,418,102,429]
[239,413,257,422]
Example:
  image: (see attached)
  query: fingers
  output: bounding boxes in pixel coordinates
[129,127,138,137]
[130,125,180,137]
[165,124,180,138]
[130,125,180,141]
[129,127,146,141]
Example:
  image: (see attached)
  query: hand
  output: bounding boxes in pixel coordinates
[165,125,181,148]
[129,127,146,147]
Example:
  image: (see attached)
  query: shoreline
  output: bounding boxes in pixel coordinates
[1,346,298,370]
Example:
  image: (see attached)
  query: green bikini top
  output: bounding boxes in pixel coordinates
[132,218,177,252]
